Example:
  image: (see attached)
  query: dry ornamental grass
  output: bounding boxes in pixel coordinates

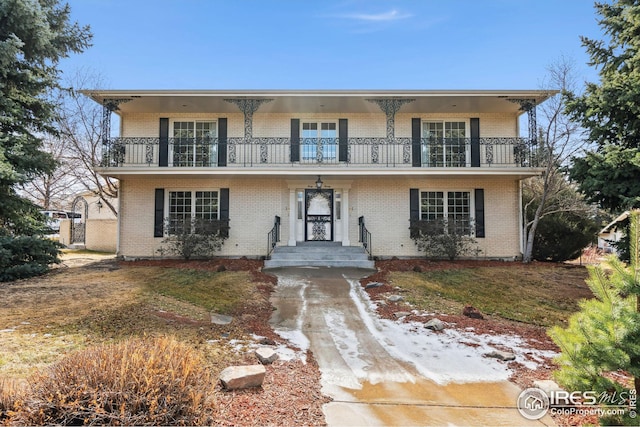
[10,336,214,426]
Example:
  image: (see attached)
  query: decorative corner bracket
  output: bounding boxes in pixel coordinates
[366,98,415,138]
[102,98,132,144]
[224,98,274,138]
[508,98,537,145]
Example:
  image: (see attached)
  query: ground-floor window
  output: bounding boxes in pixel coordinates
[420,190,471,234]
[168,190,219,234]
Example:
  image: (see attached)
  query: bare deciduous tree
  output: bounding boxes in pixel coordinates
[56,69,119,216]
[522,57,591,263]
[19,134,80,210]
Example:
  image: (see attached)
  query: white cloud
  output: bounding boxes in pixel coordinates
[340,9,412,22]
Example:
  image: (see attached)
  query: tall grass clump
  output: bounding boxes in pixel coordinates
[12,336,214,426]
[0,379,23,424]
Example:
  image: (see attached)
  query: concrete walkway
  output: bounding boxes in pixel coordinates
[268,267,555,427]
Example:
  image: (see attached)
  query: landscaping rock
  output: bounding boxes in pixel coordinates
[533,379,563,396]
[258,337,276,346]
[424,318,445,331]
[219,365,266,390]
[387,295,404,303]
[255,347,278,365]
[394,311,411,319]
[365,282,384,289]
[484,350,516,361]
[211,313,233,325]
[462,305,484,319]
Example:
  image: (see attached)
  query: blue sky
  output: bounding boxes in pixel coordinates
[61,0,603,90]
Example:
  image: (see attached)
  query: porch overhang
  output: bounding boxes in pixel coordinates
[95,166,543,181]
[80,89,556,115]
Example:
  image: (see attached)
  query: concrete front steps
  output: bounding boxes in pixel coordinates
[264,242,375,269]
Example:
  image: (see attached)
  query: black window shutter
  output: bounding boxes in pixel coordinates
[159,118,169,167]
[339,119,348,162]
[220,188,230,238]
[290,119,300,162]
[218,118,227,167]
[410,188,420,238]
[411,118,421,167]
[470,118,480,167]
[154,188,165,237]
[474,188,485,238]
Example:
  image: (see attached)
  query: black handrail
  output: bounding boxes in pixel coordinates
[358,216,372,260]
[100,136,538,168]
[266,215,281,259]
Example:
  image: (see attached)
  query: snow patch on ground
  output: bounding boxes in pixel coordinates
[324,309,368,375]
[347,278,557,385]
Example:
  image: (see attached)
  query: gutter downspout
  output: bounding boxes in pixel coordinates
[518,179,524,258]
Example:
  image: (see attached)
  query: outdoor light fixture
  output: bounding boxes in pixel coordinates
[315,175,323,190]
[96,200,103,212]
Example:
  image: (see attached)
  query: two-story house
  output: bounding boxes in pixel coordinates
[84,90,552,265]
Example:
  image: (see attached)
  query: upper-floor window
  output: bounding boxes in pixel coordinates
[172,121,217,167]
[302,122,337,162]
[422,121,467,167]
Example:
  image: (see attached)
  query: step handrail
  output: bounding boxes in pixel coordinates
[358,216,373,260]
[266,215,281,259]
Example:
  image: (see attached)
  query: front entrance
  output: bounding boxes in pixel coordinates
[305,189,333,241]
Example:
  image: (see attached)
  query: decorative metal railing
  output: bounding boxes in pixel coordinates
[100,137,538,168]
[358,216,372,259]
[266,215,280,260]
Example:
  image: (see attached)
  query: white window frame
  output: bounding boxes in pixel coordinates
[301,121,338,161]
[165,189,220,235]
[421,120,470,167]
[169,119,218,167]
[419,189,475,235]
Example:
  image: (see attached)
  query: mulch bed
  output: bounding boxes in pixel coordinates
[120,257,277,285]
[119,257,327,426]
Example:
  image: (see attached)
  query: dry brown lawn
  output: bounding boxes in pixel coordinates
[0,252,261,378]
[0,252,329,426]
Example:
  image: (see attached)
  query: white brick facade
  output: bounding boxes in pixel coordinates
[118,176,522,259]
[87,90,552,260]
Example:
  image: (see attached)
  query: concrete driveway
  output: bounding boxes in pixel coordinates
[268,267,554,426]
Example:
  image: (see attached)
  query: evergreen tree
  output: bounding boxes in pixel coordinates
[549,210,640,425]
[0,0,91,279]
[565,0,640,211]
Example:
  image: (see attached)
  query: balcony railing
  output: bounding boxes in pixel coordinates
[100,137,538,169]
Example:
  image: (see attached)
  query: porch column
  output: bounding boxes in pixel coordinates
[342,188,350,246]
[288,188,297,246]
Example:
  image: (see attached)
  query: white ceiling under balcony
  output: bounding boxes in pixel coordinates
[81,89,556,115]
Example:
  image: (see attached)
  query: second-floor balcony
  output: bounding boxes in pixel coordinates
[100,136,539,170]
